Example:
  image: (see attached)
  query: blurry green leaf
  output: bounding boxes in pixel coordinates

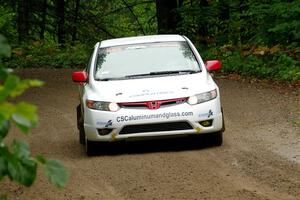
[7,156,37,187]
[0,157,7,181]
[12,102,37,134]
[0,88,8,103]
[0,35,11,58]
[0,102,15,119]
[10,79,43,98]
[4,75,19,92]
[12,140,30,158]
[0,117,9,141]
[44,160,68,188]
[0,67,9,81]
[27,79,44,87]
[0,72,43,100]
[35,154,46,164]
[0,74,19,101]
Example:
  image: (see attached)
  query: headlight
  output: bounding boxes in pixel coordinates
[188,89,217,105]
[86,100,120,112]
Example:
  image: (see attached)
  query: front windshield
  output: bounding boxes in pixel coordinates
[94,41,201,80]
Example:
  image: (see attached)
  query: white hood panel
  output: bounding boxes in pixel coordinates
[86,73,216,102]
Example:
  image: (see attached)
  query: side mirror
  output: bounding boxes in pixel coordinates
[72,71,88,82]
[205,60,221,71]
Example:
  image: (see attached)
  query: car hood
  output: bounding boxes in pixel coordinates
[87,73,216,102]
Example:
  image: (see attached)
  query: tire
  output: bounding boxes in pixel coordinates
[210,109,225,146]
[79,126,86,145]
[77,104,85,145]
[86,139,98,156]
[221,108,225,132]
[210,131,223,146]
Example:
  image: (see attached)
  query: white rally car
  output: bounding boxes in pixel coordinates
[72,35,225,155]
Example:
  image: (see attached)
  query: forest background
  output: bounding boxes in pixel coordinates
[1,0,299,82]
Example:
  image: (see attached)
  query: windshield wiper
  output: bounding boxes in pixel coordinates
[125,70,200,79]
[125,73,152,78]
[149,70,200,75]
[97,70,201,81]
[95,77,127,81]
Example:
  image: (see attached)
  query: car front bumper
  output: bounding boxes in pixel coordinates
[83,99,223,142]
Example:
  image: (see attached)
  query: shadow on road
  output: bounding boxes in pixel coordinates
[89,135,220,156]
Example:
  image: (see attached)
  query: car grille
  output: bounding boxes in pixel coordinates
[118,97,187,110]
[119,121,193,135]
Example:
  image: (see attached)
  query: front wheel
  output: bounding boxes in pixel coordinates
[86,139,98,156]
[210,131,223,146]
[211,110,225,146]
[77,104,85,145]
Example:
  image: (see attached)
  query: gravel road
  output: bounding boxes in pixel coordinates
[1,69,299,200]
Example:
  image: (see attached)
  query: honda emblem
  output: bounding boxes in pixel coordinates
[147,101,160,109]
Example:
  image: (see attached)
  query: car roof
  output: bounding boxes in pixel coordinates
[99,35,186,48]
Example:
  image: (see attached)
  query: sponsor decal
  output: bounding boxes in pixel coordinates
[129,91,174,98]
[116,111,193,122]
[208,110,213,118]
[199,109,214,119]
[97,120,113,127]
[105,120,113,127]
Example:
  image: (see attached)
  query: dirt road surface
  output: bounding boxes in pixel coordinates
[1,69,299,200]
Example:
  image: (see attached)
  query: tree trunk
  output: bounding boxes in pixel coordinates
[197,0,209,45]
[40,0,47,40]
[17,0,29,42]
[72,0,80,43]
[57,0,65,45]
[155,0,179,34]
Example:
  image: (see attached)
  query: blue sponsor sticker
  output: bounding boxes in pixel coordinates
[199,109,213,118]
[97,120,113,127]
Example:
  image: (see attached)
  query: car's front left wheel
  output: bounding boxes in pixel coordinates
[210,113,225,146]
[210,131,223,146]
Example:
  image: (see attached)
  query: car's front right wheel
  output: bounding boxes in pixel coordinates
[77,104,85,145]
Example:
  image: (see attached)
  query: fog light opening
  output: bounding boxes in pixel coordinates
[199,119,213,127]
[97,128,113,136]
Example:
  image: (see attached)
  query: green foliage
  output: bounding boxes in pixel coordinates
[0,35,68,195]
[0,35,11,58]
[0,5,17,42]
[44,159,68,188]
[243,1,300,46]
[203,45,300,82]
[8,42,89,68]
[176,0,300,47]
[5,140,37,186]
[178,0,300,82]
[1,0,299,82]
